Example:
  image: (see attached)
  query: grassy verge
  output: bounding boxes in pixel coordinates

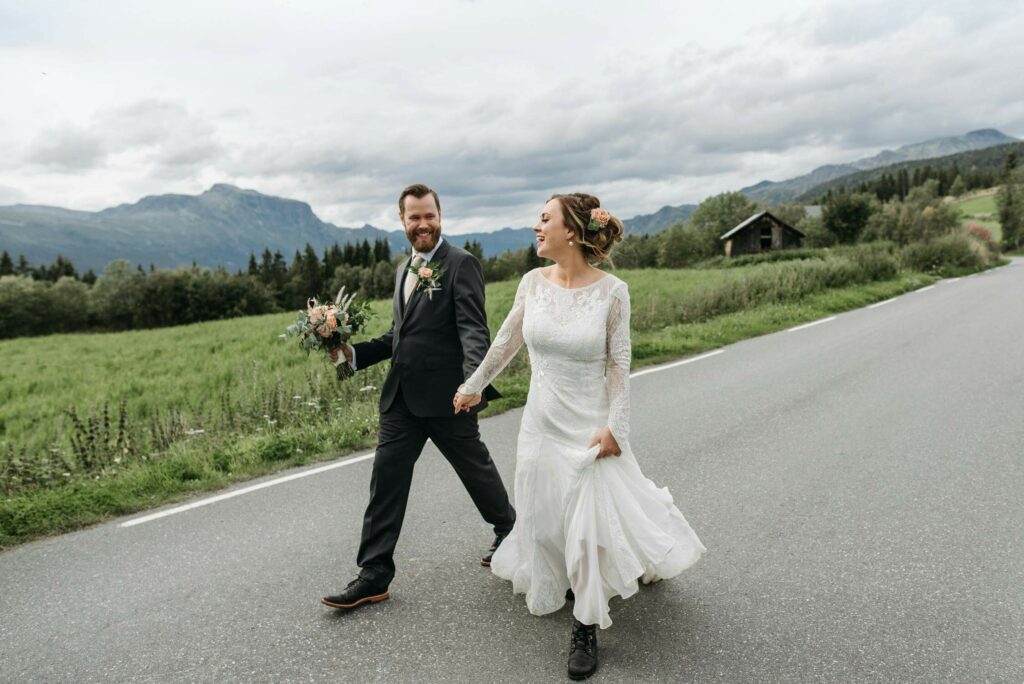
[0,256,1002,548]
[628,272,934,367]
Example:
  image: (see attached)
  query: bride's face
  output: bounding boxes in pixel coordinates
[534,199,576,260]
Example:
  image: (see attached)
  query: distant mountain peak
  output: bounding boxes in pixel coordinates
[741,128,1019,203]
[965,128,1012,138]
[207,182,244,193]
[205,183,264,197]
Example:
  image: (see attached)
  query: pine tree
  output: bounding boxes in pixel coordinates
[897,169,910,199]
[342,243,356,265]
[526,243,543,269]
[373,238,391,263]
[0,250,13,276]
[949,175,966,197]
[259,248,274,281]
[463,240,484,260]
[997,154,1023,251]
[48,255,78,281]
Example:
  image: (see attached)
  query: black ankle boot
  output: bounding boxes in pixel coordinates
[567,618,598,680]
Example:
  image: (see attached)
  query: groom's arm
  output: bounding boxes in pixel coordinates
[350,261,401,371]
[451,255,491,382]
[351,324,394,370]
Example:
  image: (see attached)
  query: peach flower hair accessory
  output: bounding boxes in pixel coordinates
[587,208,611,232]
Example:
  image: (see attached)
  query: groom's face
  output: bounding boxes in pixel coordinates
[401,194,442,253]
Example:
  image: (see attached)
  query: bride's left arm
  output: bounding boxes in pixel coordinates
[454,271,530,412]
[600,282,632,455]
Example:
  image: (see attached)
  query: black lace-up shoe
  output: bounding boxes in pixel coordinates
[481,531,509,567]
[567,618,598,680]
[321,577,390,609]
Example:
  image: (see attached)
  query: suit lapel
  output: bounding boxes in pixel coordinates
[401,240,449,329]
[394,256,411,328]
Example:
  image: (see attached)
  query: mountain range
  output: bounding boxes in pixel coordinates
[739,129,1018,203]
[795,140,1024,201]
[0,185,695,272]
[0,128,1017,272]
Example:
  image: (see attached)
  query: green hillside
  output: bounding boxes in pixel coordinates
[798,142,1024,201]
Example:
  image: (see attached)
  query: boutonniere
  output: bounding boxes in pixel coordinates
[409,260,446,300]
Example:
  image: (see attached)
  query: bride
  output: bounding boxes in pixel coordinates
[453,192,705,680]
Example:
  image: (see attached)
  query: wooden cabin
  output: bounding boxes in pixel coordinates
[720,211,805,257]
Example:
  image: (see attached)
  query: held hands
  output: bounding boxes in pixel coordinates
[589,426,622,459]
[453,390,482,414]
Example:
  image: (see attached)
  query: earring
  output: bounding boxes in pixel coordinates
[569,240,574,246]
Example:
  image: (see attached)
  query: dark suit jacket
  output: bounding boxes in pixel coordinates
[352,239,501,417]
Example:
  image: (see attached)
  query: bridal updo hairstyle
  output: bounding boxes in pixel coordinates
[550,192,624,264]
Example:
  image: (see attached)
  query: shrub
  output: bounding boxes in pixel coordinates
[900,232,993,275]
[633,245,902,330]
[697,248,826,269]
[966,223,999,253]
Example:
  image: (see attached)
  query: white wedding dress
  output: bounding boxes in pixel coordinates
[461,268,705,629]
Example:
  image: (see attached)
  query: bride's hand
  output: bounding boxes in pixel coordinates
[590,427,621,459]
[453,391,482,414]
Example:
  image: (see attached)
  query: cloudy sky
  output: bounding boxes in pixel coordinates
[1,0,1022,233]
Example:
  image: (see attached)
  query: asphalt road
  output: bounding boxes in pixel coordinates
[2,259,1022,683]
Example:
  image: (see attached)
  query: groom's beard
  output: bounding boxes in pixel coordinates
[407,225,441,253]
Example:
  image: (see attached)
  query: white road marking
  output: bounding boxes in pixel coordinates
[630,349,726,379]
[915,285,935,293]
[119,452,375,527]
[868,298,897,309]
[944,278,961,284]
[786,316,837,333]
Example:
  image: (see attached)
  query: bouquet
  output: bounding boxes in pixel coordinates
[282,287,373,379]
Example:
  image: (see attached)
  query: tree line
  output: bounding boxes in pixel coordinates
[0,239,394,339]
[0,235,549,339]
[802,142,1024,202]
[3,155,1021,340]
[838,162,998,203]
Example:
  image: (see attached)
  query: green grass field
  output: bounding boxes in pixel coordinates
[0,267,767,465]
[0,250,1002,547]
[953,190,1001,242]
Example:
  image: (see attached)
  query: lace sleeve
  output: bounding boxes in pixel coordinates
[606,281,631,444]
[459,272,529,396]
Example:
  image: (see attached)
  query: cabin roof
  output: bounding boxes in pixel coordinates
[720,210,807,241]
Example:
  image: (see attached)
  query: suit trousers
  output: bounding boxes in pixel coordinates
[356,387,516,586]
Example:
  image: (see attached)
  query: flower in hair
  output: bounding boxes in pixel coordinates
[587,208,611,232]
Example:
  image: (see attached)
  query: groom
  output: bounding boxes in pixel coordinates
[322,183,516,609]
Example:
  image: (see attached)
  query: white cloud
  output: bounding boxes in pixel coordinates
[0,183,26,205]
[24,100,224,175]
[0,0,1021,233]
